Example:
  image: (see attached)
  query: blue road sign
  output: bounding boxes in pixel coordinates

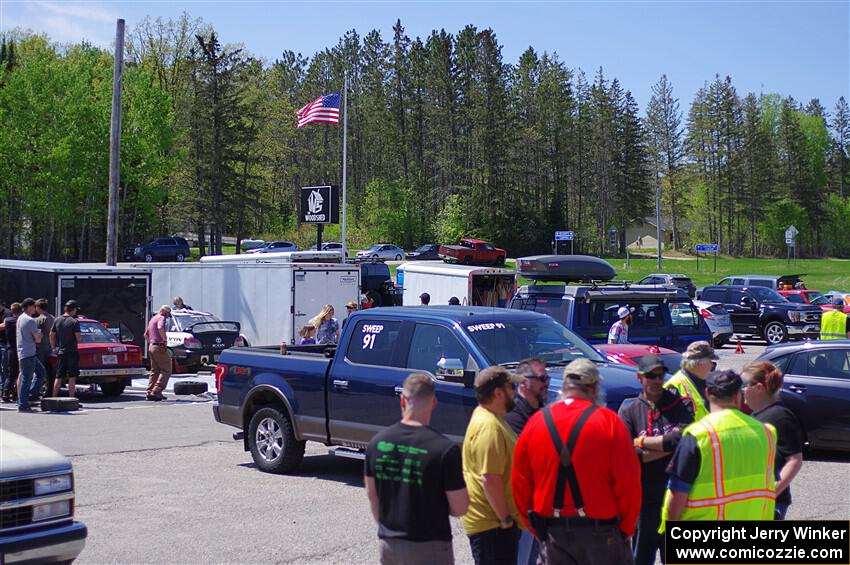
[555,231,574,241]
[695,243,719,253]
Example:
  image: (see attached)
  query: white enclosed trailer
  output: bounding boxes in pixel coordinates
[396,262,516,307]
[135,262,360,346]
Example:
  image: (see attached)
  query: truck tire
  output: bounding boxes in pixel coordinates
[174,381,208,395]
[763,321,788,345]
[99,381,126,397]
[463,256,472,265]
[144,253,154,262]
[176,253,185,262]
[495,256,505,266]
[41,397,80,412]
[248,407,305,474]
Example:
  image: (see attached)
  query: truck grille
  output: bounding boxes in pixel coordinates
[803,312,821,323]
[0,478,34,502]
[0,506,33,529]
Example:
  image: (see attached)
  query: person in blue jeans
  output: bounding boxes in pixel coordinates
[16,298,46,412]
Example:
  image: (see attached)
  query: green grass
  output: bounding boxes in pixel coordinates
[390,257,850,293]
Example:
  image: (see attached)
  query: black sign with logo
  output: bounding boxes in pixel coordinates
[300,185,339,224]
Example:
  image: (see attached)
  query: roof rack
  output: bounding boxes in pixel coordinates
[344,257,388,264]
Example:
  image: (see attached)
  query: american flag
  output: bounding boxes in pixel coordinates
[297,92,340,128]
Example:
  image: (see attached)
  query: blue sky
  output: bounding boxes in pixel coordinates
[2,1,848,112]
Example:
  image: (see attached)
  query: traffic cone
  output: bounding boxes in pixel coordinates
[735,339,745,354]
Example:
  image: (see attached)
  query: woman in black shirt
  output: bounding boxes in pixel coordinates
[742,360,804,520]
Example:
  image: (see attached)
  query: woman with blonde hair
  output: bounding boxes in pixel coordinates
[741,360,804,520]
[310,304,340,345]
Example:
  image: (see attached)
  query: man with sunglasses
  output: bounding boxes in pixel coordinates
[664,341,718,421]
[618,356,693,565]
[504,358,549,565]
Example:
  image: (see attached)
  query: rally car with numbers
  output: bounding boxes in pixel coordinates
[166,309,245,372]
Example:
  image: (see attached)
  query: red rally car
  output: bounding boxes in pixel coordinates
[49,318,145,397]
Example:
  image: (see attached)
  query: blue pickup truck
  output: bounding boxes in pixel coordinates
[213,306,643,474]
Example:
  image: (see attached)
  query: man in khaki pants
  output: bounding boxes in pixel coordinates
[144,305,172,401]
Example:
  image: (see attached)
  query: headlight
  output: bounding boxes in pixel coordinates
[787,311,801,322]
[32,500,71,521]
[34,474,72,495]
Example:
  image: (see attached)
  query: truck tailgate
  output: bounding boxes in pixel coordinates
[214,347,332,433]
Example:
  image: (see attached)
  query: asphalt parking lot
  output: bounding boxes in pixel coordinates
[1,340,847,564]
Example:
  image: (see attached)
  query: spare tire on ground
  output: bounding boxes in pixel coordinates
[41,397,80,412]
[173,381,208,395]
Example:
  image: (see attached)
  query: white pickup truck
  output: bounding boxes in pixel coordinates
[0,431,87,564]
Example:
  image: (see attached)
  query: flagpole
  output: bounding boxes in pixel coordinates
[341,72,349,259]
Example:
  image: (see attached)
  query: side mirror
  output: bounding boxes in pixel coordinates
[436,357,474,387]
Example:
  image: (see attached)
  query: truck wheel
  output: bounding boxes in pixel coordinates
[763,321,788,345]
[176,253,185,262]
[463,256,472,265]
[495,256,505,266]
[99,381,126,397]
[144,253,154,262]
[248,407,305,474]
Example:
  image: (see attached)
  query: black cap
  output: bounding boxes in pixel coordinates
[706,370,743,397]
[638,355,668,375]
[65,299,80,310]
[448,296,460,305]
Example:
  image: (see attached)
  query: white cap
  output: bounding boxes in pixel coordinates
[617,306,632,319]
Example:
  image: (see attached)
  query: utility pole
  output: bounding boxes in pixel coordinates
[105,18,125,266]
[655,183,662,271]
[340,72,349,258]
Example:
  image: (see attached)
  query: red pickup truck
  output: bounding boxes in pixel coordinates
[438,238,507,266]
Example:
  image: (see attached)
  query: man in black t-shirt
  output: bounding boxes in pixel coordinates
[0,303,21,402]
[0,300,11,400]
[618,355,693,565]
[51,300,82,398]
[365,373,469,565]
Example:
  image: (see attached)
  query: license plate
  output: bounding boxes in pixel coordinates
[102,354,118,365]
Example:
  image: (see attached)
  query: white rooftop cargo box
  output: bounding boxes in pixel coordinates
[396,262,516,307]
[135,262,360,346]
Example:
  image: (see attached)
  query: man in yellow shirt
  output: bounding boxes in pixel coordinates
[462,366,525,565]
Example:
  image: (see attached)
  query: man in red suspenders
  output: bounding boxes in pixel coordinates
[512,359,641,565]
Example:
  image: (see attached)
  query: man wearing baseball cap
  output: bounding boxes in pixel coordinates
[50,300,82,398]
[607,306,633,344]
[513,359,641,564]
[618,356,693,565]
[665,341,718,421]
[462,366,525,564]
[661,370,777,531]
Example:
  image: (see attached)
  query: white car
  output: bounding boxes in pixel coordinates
[356,244,404,261]
[165,309,245,370]
[246,241,298,254]
[692,299,734,348]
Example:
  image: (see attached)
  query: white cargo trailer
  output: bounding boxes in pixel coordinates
[396,262,516,307]
[136,262,360,346]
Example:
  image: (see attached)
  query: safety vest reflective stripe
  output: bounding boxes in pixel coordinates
[686,489,776,508]
[701,419,725,519]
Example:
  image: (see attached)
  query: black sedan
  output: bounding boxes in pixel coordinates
[757,340,850,452]
[406,243,440,261]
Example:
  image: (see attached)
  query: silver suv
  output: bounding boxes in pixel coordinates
[1,431,87,564]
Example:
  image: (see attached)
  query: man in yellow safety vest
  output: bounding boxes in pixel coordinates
[820,298,850,340]
[664,341,717,421]
[659,370,776,532]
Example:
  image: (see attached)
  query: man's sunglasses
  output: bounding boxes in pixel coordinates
[526,374,550,383]
[642,370,666,380]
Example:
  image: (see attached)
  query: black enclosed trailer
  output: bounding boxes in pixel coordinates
[0,260,151,355]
